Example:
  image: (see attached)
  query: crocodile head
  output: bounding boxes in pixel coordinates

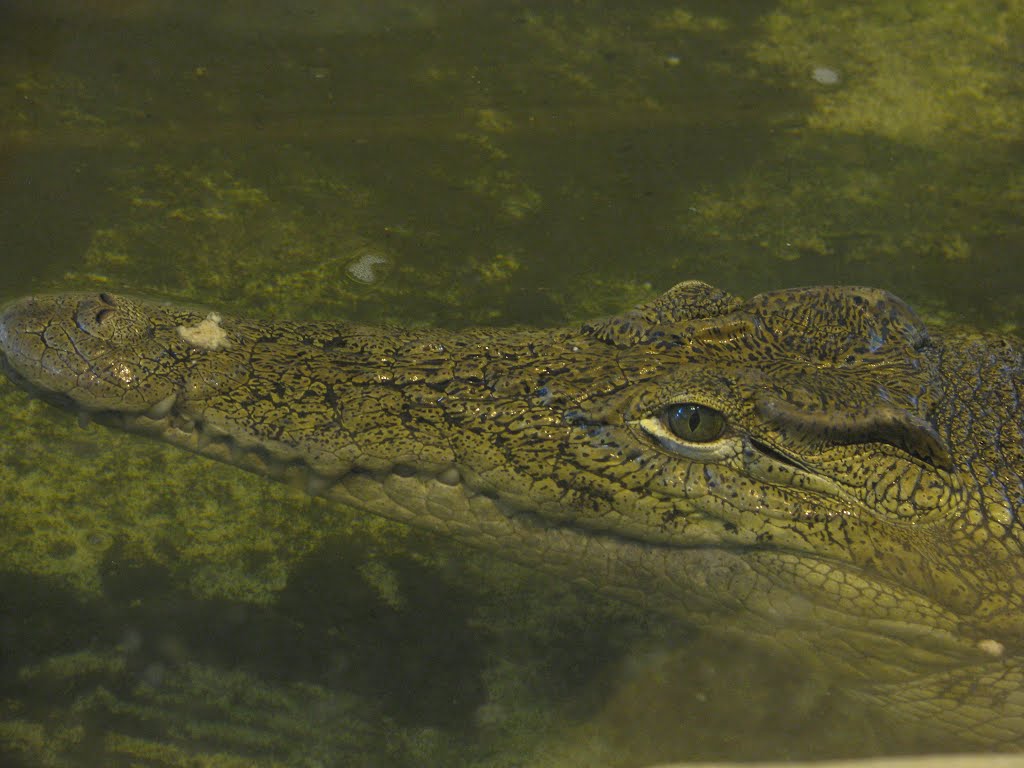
[1,281,1021,681]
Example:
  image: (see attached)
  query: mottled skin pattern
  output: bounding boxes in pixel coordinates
[1,282,1022,748]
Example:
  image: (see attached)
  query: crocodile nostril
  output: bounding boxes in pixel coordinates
[98,292,117,306]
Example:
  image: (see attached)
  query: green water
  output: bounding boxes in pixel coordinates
[1,1,1022,766]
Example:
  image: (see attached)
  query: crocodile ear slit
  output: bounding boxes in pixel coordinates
[755,394,954,471]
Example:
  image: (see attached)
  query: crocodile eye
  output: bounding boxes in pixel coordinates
[665,403,726,443]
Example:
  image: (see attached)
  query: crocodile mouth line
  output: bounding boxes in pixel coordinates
[59,395,849,560]
[2,369,873,574]
[40,392,706,542]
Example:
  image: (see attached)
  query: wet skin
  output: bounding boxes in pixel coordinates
[1,281,1022,747]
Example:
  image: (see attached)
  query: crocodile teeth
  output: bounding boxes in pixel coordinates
[146,393,177,420]
[437,467,461,486]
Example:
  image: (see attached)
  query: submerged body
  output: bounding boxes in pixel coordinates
[1,282,1022,749]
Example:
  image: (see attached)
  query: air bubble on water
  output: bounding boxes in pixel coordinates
[345,250,392,285]
[811,67,841,86]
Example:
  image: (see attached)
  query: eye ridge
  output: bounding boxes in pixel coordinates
[664,403,727,443]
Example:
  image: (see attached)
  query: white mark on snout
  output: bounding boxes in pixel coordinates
[178,312,231,351]
[977,638,1005,657]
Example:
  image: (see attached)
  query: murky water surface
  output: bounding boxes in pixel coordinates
[1,1,1022,766]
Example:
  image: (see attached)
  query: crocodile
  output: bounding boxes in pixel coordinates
[1,281,1022,757]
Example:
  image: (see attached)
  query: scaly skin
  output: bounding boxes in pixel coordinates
[1,281,1022,749]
